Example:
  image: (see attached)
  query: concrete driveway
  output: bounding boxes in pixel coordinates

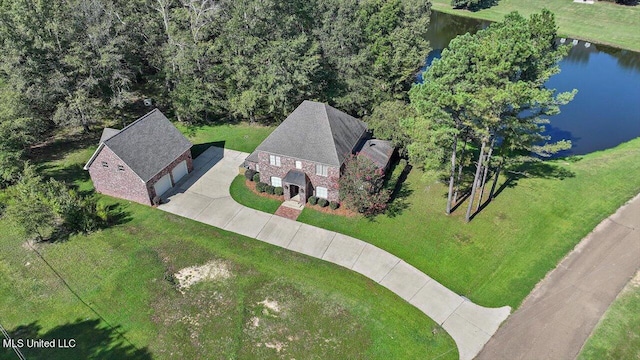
[160,146,511,360]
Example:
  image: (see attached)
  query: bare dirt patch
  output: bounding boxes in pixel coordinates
[174,260,232,293]
[258,298,281,314]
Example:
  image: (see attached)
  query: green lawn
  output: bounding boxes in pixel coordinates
[430,0,640,52]
[230,175,282,214]
[296,138,640,308]
[578,273,640,360]
[176,122,274,157]
[0,144,457,359]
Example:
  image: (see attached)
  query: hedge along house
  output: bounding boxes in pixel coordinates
[245,100,394,205]
[84,109,193,205]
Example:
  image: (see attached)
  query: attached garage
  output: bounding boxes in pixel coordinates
[154,173,173,197]
[171,160,189,183]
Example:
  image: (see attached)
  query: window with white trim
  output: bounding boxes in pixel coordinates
[269,155,281,166]
[316,186,328,199]
[315,164,328,177]
[295,160,302,169]
[271,177,282,187]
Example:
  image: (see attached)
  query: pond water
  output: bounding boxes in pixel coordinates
[420,11,640,156]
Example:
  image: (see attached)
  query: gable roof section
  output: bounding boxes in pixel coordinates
[84,109,192,182]
[100,128,120,143]
[247,101,367,166]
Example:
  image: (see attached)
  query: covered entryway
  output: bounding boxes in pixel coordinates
[283,170,309,205]
[171,160,189,183]
[154,173,173,197]
[289,184,300,199]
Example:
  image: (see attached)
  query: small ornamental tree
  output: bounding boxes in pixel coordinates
[339,155,390,216]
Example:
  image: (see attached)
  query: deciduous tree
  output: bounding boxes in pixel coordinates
[339,155,390,216]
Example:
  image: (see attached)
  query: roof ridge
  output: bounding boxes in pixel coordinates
[323,102,349,165]
[320,102,341,165]
[104,108,160,144]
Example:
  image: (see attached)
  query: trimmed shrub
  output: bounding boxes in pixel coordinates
[274,187,284,196]
[318,198,329,207]
[329,201,340,210]
[266,185,275,195]
[245,169,257,181]
[308,196,318,205]
[256,182,267,193]
[252,173,261,182]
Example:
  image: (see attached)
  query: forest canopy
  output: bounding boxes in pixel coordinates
[0,0,431,125]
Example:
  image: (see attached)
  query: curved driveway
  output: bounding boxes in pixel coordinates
[159,147,511,360]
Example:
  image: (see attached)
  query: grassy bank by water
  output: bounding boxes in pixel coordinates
[430,0,640,52]
[298,137,640,308]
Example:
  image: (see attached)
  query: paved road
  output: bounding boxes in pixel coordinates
[159,147,511,360]
[477,193,640,360]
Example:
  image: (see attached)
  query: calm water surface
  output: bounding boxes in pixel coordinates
[421,11,640,156]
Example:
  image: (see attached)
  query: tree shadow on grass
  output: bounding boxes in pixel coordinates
[385,165,414,218]
[2,319,151,360]
[493,161,576,199]
[28,132,100,164]
[38,163,90,191]
[192,140,226,159]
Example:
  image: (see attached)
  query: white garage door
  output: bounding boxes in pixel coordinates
[154,173,173,197]
[171,160,189,183]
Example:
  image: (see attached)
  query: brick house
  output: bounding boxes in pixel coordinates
[245,100,394,204]
[84,109,193,205]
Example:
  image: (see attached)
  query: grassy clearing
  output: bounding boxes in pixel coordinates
[176,122,274,156]
[578,272,640,359]
[298,138,640,308]
[430,0,640,52]
[229,175,282,214]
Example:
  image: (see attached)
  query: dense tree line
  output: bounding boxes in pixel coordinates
[0,0,431,185]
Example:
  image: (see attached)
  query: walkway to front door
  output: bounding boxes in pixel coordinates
[275,197,304,220]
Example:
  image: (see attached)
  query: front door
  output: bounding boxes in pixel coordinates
[289,184,300,199]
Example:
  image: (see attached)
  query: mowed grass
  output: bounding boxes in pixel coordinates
[0,142,456,359]
[297,138,640,308]
[430,0,640,52]
[176,122,274,156]
[578,273,640,360]
[230,175,282,214]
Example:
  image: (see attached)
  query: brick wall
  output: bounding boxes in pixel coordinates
[89,147,193,205]
[88,146,152,205]
[146,149,193,200]
[256,151,340,202]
